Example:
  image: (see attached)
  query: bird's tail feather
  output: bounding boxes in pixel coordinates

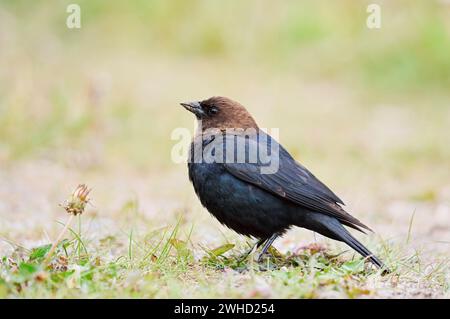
[309,215,386,270]
[337,227,385,269]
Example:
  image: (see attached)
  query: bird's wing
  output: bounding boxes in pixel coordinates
[219,133,371,232]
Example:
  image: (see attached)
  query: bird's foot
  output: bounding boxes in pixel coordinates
[256,251,269,263]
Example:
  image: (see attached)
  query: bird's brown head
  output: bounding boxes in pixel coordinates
[180,96,258,131]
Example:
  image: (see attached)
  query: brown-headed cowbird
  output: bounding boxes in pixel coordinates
[181,96,385,269]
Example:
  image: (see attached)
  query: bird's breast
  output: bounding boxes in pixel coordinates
[187,161,295,238]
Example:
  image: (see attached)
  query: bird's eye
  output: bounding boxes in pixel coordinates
[209,107,218,115]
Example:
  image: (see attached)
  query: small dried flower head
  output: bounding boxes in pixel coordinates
[76,184,91,200]
[62,184,91,216]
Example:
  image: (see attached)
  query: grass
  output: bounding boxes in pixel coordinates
[0,211,448,298]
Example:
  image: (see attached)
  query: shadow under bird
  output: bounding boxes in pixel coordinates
[181,96,386,270]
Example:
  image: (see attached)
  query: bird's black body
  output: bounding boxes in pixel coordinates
[182,97,386,270]
[189,152,294,239]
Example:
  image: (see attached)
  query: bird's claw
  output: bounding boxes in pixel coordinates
[256,250,274,263]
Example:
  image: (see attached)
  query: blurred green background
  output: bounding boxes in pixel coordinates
[0,0,449,222]
[1,0,449,169]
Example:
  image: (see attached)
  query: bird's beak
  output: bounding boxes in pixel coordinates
[180,101,204,117]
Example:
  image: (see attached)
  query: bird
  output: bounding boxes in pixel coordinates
[180,96,386,270]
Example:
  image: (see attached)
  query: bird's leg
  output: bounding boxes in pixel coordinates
[257,233,279,262]
[239,238,266,262]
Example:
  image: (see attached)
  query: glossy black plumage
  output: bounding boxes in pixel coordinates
[182,96,386,269]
